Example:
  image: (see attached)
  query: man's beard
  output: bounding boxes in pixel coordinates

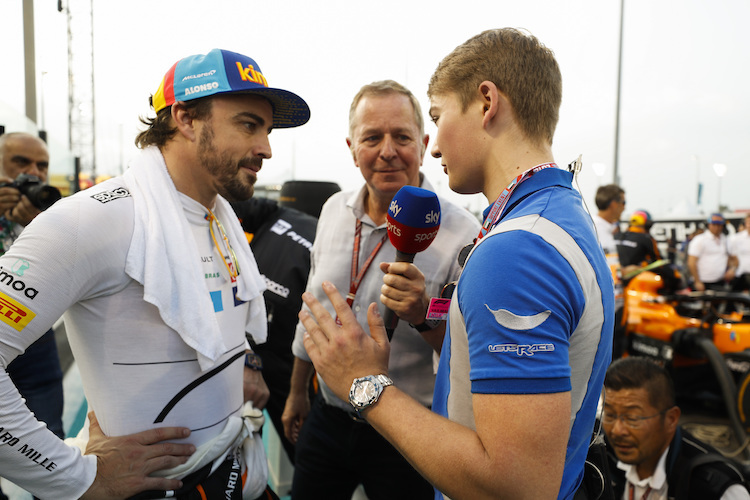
[198,122,260,202]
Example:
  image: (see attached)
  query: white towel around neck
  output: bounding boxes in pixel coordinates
[123,146,267,371]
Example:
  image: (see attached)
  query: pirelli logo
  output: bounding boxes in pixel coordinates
[0,292,35,331]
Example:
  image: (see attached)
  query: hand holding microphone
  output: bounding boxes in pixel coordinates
[383,186,441,340]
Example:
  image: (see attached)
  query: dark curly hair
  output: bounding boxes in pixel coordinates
[135,98,213,149]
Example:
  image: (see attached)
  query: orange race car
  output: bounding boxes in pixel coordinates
[621,263,750,459]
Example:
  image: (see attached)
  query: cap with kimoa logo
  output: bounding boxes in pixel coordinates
[150,48,310,128]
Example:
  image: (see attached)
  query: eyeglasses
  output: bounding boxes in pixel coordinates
[601,409,668,429]
[205,209,241,280]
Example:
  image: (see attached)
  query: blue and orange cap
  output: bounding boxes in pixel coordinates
[150,49,310,128]
[708,213,725,225]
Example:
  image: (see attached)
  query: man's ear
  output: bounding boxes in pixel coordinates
[171,102,197,142]
[478,81,513,131]
[346,137,359,167]
[419,134,429,161]
[479,81,500,128]
[664,405,681,434]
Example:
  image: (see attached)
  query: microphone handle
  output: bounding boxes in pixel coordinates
[384,250,416,341]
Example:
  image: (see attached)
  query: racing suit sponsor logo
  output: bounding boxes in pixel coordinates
[90,187,131,204]
[270,220,292,235]
[232,286,246,306]
[269,219,313,250]
[225,451,241,498]
[488,343,555,356]
[262,275,290,299]
[236,62,268,87]
[11,259,29,276]
[485,304,550,330]
[0,268,38,299]
[286,230,312,250]
[0,291,35,331]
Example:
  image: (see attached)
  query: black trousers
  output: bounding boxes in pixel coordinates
[292,396,433,500]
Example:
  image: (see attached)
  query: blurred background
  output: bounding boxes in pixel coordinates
[1,0,748,220]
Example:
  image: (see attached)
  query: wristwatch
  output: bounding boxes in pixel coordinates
[348,374,393,411]
[409,318,442,333]
[244,352,263,371]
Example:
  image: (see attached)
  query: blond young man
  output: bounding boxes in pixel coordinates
[297,29,614,499]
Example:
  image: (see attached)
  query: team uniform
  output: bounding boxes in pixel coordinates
[0,147,268,499]
[616,228,662,269]
[433,167,614,500]
[233,197,319,462]
[0,214,65,500]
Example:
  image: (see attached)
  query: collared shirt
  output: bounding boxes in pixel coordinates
[618,448,670,500]
[433,168,615,500]
[594,213,620,255]
[593,213,624,308]
[688,231,729,282]
[617,448,750,500]
[291,176,480,412]
[730,230,750,276]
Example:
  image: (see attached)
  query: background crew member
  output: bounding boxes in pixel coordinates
[603,357,749,500]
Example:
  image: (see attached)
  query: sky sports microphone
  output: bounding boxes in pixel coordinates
[383,185,441,340]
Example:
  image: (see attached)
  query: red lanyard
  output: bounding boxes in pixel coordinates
[346,219,388,307]
[628,483,653,500]
[475,162,557,242]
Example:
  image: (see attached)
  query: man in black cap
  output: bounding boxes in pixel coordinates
[0,49,308,500]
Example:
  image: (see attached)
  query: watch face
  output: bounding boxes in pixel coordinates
[349,375,392,410]
[353,380,377,404]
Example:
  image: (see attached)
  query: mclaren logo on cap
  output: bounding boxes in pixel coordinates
[236,62,268,87]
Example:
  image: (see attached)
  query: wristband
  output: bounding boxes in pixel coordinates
[409,318,442,332]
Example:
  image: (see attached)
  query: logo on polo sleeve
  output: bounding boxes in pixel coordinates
[0,291,36,331]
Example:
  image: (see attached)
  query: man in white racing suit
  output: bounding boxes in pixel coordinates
[0,48,309,499]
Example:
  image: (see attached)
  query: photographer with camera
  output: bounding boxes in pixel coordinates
[0,131,63,500]
[0,132,59,233]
